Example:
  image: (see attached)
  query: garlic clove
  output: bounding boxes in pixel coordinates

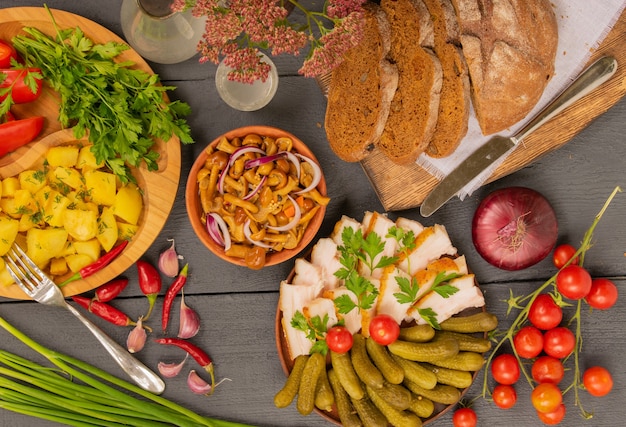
[187,370,230,395]
[178,292,200,339]
[157,354,188,378]
[159,238,181,278]
[126,316,147,353]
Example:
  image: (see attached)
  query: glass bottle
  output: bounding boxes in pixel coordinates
[120,0,206,64]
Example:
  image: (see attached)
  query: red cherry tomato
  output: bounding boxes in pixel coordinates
[492,384,517,409]
[552,244,578,269]
[543,327,575,359]
[325,326,353,354]
[556,265,592,300]
[531,383,562,414]
[532,356,565,385]
[528,294,562,330]
[368,314,400,346]
[452,407,477,427]
[583,366,613,397]
[536,403,566,425]
[514,325,544,359]
[585,278,618,310]
[491,353,520,385]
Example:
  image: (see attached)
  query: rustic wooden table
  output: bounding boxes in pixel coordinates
[1,1,625,426]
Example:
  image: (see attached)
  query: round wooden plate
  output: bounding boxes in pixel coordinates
[275,255,485,425]
[0,7,181,299]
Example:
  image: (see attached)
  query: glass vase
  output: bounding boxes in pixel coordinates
[120,0,206,64]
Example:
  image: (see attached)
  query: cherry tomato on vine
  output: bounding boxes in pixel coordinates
[532,356,565,385]
[514,325,544,359]
[368,314,400,345]
[528,294,562,330]
[452,407,477,427]
[325,326,353,353]
[583,366,613,397]
[543,327,575,359]
[531,383,562,414]
[556,265,592,300]
[585,278,618,310]
[552,244,578,269]
[536,403,566,425]
[492,384,517,409]
[491,353,520,385]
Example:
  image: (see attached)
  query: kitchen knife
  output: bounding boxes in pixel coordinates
[420,56,618,217]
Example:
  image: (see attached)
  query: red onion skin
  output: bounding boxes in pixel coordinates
[472,187,558,271]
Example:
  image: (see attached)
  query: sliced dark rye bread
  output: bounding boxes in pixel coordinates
[324,3,398,162]
[422,0,471,158]
[450,0,558,135]
[378,0,443,165]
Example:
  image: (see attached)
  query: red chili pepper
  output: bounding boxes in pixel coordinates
[161,263,189,332]
[0,116,45,157]
[59,240,129,287]
[93,277,129,303]
[136,260,162,320]
[154,337,215,391]
[0,40,19,68]
[0,68,43,103]
[72,295,134,327]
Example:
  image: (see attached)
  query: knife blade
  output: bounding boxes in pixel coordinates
[420,55,618,217]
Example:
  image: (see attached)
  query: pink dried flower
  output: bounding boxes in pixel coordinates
[174,0,367,83]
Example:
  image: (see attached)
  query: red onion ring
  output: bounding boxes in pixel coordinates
[244,153,286,170]
[293,153,322,195]
[243,219,274,249]
[243,175,267,201]
[267,195,301,232]
[206,213,232,251]
[217,146,265,194]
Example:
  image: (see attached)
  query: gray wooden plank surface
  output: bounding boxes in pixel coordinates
[1,1,625,426]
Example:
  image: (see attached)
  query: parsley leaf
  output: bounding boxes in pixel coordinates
[289,311,333,355]
[417,308,440,329]
[393,276,420,305]
[10,7,194,184]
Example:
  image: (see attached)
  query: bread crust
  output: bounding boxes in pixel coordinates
[378,0,444,165]
[324,3,398,162]
[423,0,471,158]
[451,0,558,135]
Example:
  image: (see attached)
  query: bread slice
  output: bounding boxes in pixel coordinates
[451,0,558,135]
[324,3,398,162]
[379,0,443,165]
[422,0,471,158]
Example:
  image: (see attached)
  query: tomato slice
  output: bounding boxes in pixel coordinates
[0,68,43,104]
[0,40,19,68]
[0,116,45,157]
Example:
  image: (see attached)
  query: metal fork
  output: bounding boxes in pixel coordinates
[3,244,165,394]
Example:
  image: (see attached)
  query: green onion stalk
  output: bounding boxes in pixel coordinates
[0,316,253,427]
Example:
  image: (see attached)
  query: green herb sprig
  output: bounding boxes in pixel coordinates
[290,311,335,355]
[11,6,194,183]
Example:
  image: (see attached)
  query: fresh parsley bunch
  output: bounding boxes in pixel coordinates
[11,8,194,183]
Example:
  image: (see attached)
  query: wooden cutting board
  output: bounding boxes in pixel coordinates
[0,7,181,299]
[359,9,626,212]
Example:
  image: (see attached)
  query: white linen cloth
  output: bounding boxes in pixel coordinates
[415,0,626,200]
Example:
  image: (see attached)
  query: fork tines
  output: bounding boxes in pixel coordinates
[3,244,44,293]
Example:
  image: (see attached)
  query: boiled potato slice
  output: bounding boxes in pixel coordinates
[76,145,104,171]
[117,222,138,241]
[26,228,69,266]
[113,183,143,225]
[64,209,98,241]
[49,257,69,276]
[37,186,71,228]
[84,170,116,206]
[0,258,15,287]
[46,146,79,167]
[97,207,118,252]
[2,177,20,197]
[65,253,93,273]
[19,170,46,194]
[0,215,19,256]
[0,198,19,218]
[53,166,84,190]
[74,239,101,262]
